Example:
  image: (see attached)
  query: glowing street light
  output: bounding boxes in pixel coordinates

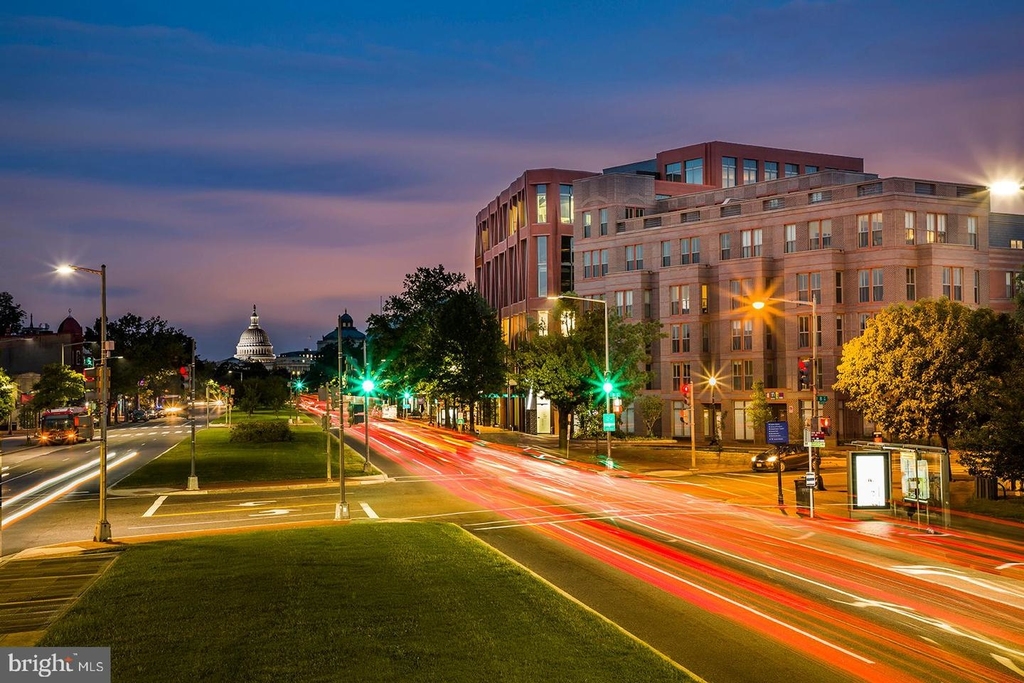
[57,263,112,542]
[990,180,1022,196]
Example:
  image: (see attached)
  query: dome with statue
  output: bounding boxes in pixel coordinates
[235,305,276,364]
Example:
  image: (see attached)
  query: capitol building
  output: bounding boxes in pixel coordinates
[234,305,276,366]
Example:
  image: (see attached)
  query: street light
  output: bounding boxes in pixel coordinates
[335,314,349,520]
[550,294,612,468]
[752,296,821,492]
[361,338,374,474]
[707,376,718,446]
[60,340,92,367]
[990,180,1022,196]
[57,263,112,542]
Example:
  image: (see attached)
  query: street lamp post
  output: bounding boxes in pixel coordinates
[335,315,349,520]
[707,376,718,446]
[187,340,198,491]
[57,264,111,542]
[753,296,821,493]
[551,295,612,468]
[361,339,373,474]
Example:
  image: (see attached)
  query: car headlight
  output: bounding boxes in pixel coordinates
[767,456,778,462]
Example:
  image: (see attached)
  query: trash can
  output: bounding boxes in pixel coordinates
[794,479,811,509]
[975,475,998,500]
[872,431,884,443]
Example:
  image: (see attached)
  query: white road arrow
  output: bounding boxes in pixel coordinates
[249,509,294,517]
[234,501,276,507]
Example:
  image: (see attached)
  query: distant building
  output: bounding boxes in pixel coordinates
[275,349,316,378]
[234,305,276,366]
[316,310,366,352]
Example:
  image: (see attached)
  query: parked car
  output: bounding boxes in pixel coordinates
[130,409,149,423]
[750,444,810,472]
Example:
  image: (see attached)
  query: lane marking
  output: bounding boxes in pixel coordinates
[360,502,379,519]
[142,495,167,518]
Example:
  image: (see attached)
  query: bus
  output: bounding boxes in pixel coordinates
[38,406,97,445]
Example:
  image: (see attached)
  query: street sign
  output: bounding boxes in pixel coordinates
[817,394,828,405]
[602,413,615,432]
[805,471,817,488]
[766,421,789,445]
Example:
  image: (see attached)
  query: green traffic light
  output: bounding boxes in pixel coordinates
[362,378,375,393]
[602,380,614,394]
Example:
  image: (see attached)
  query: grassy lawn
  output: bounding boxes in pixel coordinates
[963,495,1024,522]
[116,415,366,489]
[39,524,692,683]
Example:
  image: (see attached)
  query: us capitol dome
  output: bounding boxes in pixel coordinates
[235,305,276,365]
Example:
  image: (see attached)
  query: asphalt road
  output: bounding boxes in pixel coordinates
[3,417,1024,682]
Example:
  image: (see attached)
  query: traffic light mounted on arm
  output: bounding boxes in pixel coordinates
[797,359,809,390]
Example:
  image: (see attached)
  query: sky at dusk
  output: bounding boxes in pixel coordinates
[2,0,1023,360]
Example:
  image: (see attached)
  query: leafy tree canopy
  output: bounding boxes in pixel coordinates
[834,298,1018,450]
[0,367,17,424]
[29,363,86,412]
[0,291,25,336]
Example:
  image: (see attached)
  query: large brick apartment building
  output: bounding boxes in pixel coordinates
[475,142,1024,441]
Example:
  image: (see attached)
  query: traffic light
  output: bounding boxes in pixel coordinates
[797,359,809,390]
[681,382,691,406]
[83,355,94,369]
[612,397,623,413]
[602,373,614,397]
[361,378,375,394]
[818,416,831,436]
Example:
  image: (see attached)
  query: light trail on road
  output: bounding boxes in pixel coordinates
[363,419,1024,683]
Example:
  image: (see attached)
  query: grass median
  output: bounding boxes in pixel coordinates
[115,413,366,489]
[39,524,692,683]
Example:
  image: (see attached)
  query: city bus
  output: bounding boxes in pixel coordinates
[38,406,97,445]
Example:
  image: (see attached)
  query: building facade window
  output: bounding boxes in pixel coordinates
[680,285,691,314]
[906,268,916,300]
[1007,272,1017,298]
[722,157,737,188]
[798,315,810,349]
[583,211,592,238]
[1012,239,1024,250]
[809,219,832,249]
[836,316,844,346]
[720,233,731,260]
[730,280,742,310]
[968,216,978,248]
[743,319,753,350]
[732,320,742,350]
[835,271,843,304]
[644,289,652,319]
[671,363,682,392]
[905,211,916,244]
[872,268,884,301]
[858,214,869,247]
[740,228,762,257]
[785,163,799,178]
[661,240,672,267]
[670,285,681,315]
[559,184,573,224]
[859,270,870,302]
[680,238,691,264]
[732,362,743,391]
[670,324,680,353]
[811,272,822,304]
[685,158,703,184]
[701,322,710,352]
[806,165,818,173]
[536,236,548,297]
[926,213,946,243]
[666,162,682,182]
[785,224,796,253]
[797,273,809,302]
[860,313,871,333]
[743,159,758,184]
[974,270,980,304]
[765,161,778,181]
[625,244,644,271]
[943,267,963,301]
[700,284,709,314]
[583,251,592,279]
[536,184,547,223]
[599,208,608,236]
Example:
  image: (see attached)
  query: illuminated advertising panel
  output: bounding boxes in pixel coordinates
[851,451,890,509]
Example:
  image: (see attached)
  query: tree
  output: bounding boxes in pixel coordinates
[28,363,86,413]
[748,381,774,445]
[430,287,507,431]
[238,378,262,416]
[103,313,193,414]
[0,291,25,336]
[262,376,291,415]
[835,299,1017,451]
[0,367,17,427]
[635,394,663,437]
[514,297,661,452]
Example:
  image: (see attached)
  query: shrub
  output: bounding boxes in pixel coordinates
[229,419,293,443]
